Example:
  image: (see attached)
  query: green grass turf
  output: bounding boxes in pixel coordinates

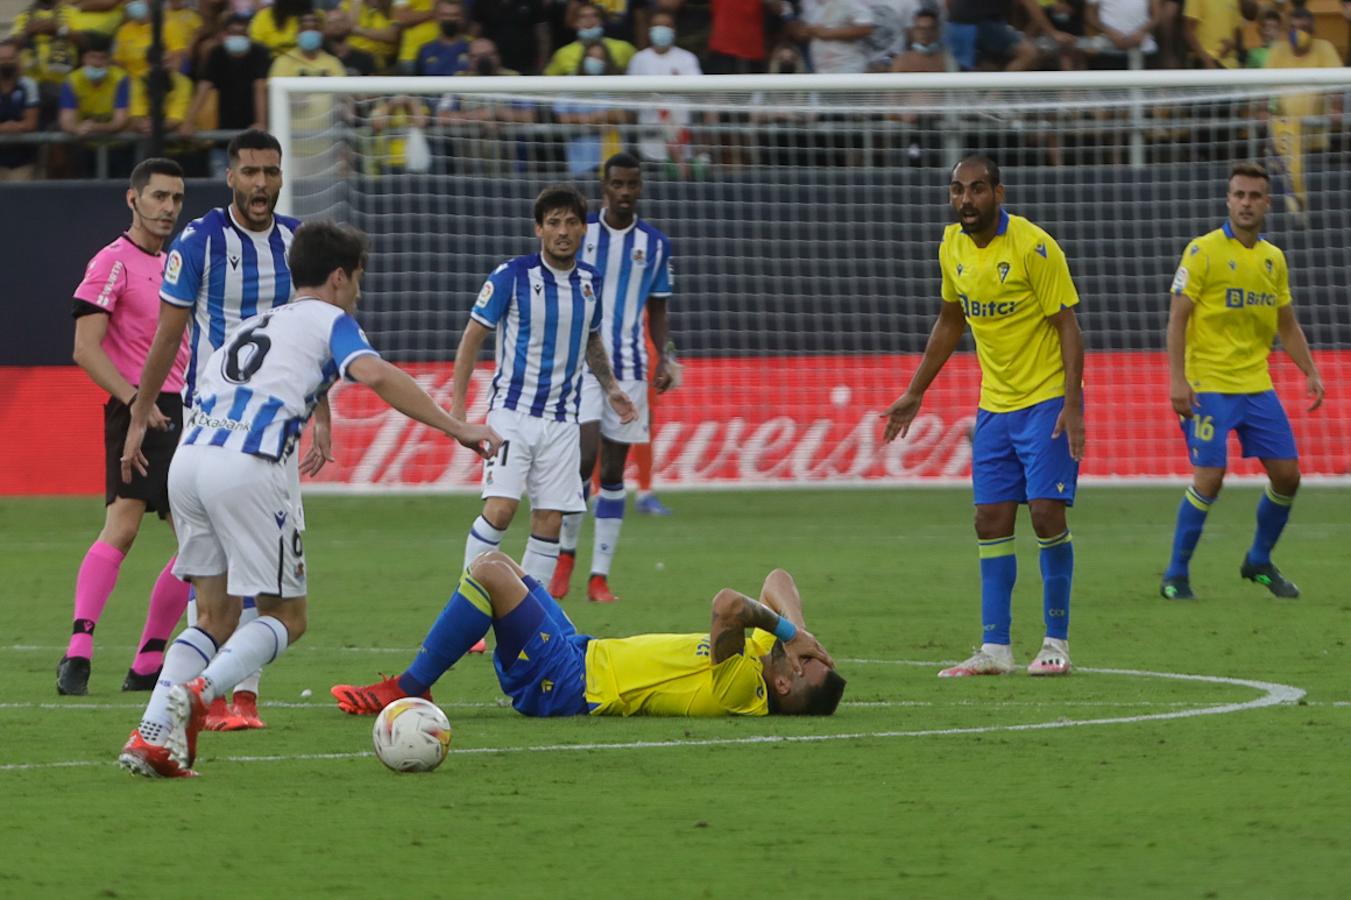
[1,488,1348,899]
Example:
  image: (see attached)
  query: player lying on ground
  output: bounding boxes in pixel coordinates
[332,555,845,718]
[118,222,502,778]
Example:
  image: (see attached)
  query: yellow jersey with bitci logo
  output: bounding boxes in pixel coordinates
[940,210,1080,413]
[584,629,776,717]
[1171,223,1291,393]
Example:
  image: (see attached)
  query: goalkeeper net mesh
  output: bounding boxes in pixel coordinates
[272,72,1351,491]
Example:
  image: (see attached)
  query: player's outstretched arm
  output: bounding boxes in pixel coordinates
[347,355,502,458]
[882,301,966,443]
[451,319,491,421]
[1166,293,1197,418]
[1049,306,1085,460]
[709,588,833,674]
[1276,305,1324,412]
[586,331,638,423]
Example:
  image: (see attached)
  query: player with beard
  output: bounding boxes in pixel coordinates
[120,128,326,731]
[882,154,1085,678]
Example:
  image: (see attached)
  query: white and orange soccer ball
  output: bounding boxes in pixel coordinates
[371,697,452,773]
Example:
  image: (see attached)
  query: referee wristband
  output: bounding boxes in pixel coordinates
[773,615,798,643]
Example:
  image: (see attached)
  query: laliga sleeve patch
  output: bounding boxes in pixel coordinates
[165,250,183,286]
[475,280,493,307]
[1171,266,1189,294]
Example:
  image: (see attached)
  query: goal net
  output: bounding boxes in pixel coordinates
[270,70,1351,491]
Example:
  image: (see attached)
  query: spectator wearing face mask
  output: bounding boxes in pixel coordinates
[415,0,471,74]
[324,9,379,75]
[554,43,632,175]
[179,14,271,138]
[250,0,317,57]
[0,39,41,181]
[59,33,129,137]
[271,11,346,77]
[890,9,952,72]
[1266,4,1344,216]
[544,2,635,75]
[627,12,702,165]
[58,34,131,176]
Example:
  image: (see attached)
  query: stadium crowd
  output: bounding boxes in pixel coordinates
[0,0,1347,177]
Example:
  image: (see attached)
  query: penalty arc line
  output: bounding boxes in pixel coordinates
[0,662,1306,773]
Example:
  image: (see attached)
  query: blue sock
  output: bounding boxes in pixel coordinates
[1247,485,1294,566]
[1165,486,1214,579]
[521,575,577,639]
[398,571,493,696]
[978,536,1016,645]
[1038,531,1073,640]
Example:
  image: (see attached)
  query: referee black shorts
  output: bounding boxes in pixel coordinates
[104,392,183,518]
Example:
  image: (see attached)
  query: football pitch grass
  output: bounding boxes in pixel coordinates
[1,487,1347,899]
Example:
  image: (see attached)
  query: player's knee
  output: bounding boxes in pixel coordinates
[1194,470,1226,498]
[973,507,1014,540]
[469,549,512,580]
[1028,501,1067,538]
[1271,470,1300,497]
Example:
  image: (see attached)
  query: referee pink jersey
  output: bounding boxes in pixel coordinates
[73,235,189,395]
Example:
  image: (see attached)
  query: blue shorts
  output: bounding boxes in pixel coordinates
[972,397,1079,506]
[946,20,1024,71]
[491,586,591,718]
[1179,391,1297,469]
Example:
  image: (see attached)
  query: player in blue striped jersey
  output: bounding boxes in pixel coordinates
[118,222,501,778]
[454,185,636,596]
[553,153,676,604]
[119,129,319,730]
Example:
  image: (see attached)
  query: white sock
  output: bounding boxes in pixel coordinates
[200,616,290,702]
[140,625,217,743]
[591,483,626,577]
[522,534,559,584]
[559,511,584,554]
[464,515,506,569]
[233,601,262,695]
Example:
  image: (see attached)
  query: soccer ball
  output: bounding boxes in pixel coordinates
[371,697,452,773]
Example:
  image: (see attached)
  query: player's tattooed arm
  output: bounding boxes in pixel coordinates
[587,332,638,423]
[709,590,781,664]
[585,331,620,392]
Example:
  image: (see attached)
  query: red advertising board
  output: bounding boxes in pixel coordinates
[4,352,1347,495]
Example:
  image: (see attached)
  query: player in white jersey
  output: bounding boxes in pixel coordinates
[120,129,318,730]
[118,222,501,778]
[553,153,676,603]
[455,184,637,601]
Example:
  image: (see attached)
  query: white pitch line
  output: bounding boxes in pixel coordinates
[0,662,1306,773]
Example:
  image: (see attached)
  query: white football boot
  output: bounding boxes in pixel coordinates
[938,644,1016,678]
[1026,637,1071,676]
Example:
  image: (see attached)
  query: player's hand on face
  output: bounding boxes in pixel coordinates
[299,421,336,477]
[880,392,922,444]
[609,388,638,423]
[1307,374,1325,412]
[458,423,502,459]
[1052,403,1086,461]
[784,628,834,675]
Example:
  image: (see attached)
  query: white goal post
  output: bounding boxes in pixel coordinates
[269,69,1351,492]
